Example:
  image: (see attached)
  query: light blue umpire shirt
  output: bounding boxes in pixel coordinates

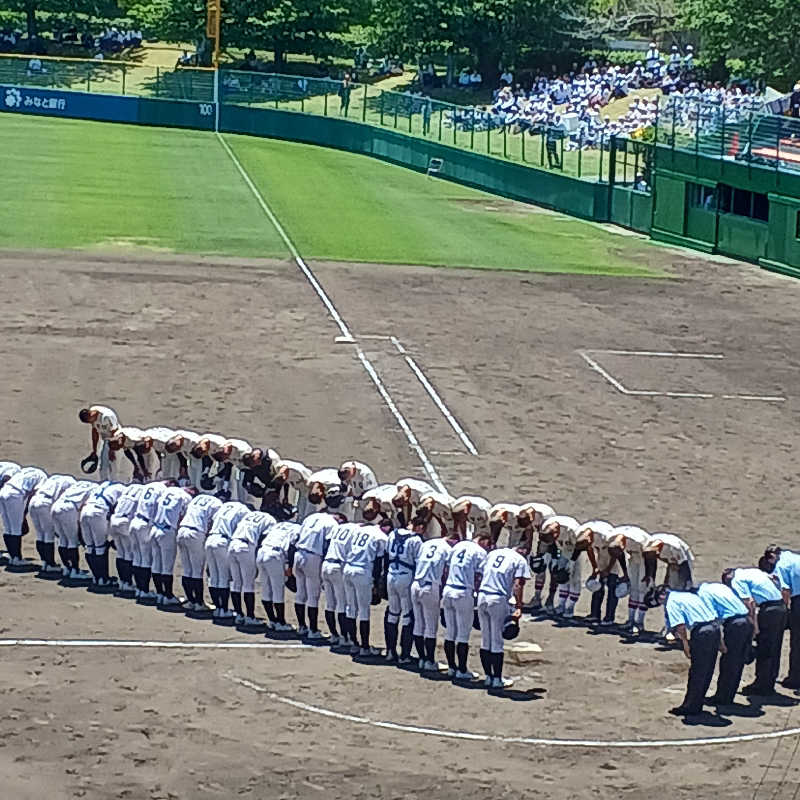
[730,568,783,604]
[664,590,717,632]
[697,582,749,620]
[773,551,800,598]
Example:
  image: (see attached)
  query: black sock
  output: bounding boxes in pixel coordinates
[325,610,338,637]
[494,652,505,681]
[359,621,371,650]
[262,600,276,622]
[337,612,347,640]
[209,587,219,608]
[218,588,230,611]
[456,642,469,673]
[194,578,205,605]
[68,547,80,571]
[152,573,163,594]
[121,559,131,584]
[424,637,436,664]
[58,546,69,568]
[274,602,286,624]
[384,620,399,657]
[400,623,414,658]
[231,592,243,616]
[444,640,456,670]
[244,592,255,617]
[163,575,174,598]
[414,635,425,660]
[308,606,319,633]
[45,542,56,567]
[98,550,110,580]
[142,568,151,593]
[181,576,192,600]
[2,534,11,556]
[35,541,46,564]
[479,648,492,677]
[87,553,98,579]
[346,617,357,644]
[295,603,307,628]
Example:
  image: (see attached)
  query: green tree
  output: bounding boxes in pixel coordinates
[7,1,122,37]
[682,0,800,87]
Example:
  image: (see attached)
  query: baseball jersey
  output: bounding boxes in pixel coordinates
[134,482,170,523]
[588,522,620,573]
[276,459,312,490]
[259,521,301,556]
[731,568,783,604]
[208,502,249,539]
[649,532,694,565]
[232,511,275,546]
[221,438,252,463]
[520,502,556,529]
[180,493,223,533]
[296,512,340,555]
[83,481,126,515]
[478,548,532,598]
[489,503,522,547]
[413,538,451,585]
[5,466,47,495]
[613,525,651,557]
[346,524,387,571]
[172,430,201,454]
[307,468,342,490]
[198,433,227,455]
[141,427,176,454]
[0,462,20,480]
[111,484,145,521]
[395,478,434,504]
[56,481,96,508]
[387,528,423,576]
[89,405,120,438]
[451,495,491,536]
[340,461,378,497]
[445,539,487,592]
[152,487,191,531]
[324,522,357,565]
[541,515,579,548]
[116,426,145,449]
[33,474,75,503]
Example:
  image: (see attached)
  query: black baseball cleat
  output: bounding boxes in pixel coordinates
[781,678,800,690]
[668,706,691,716]
[741,684,771,696]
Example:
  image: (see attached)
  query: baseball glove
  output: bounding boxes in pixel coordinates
[285,574,297,593]
[80,453,99,474]
[371,584,382,606]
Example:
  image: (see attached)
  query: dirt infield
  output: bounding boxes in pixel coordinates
[2,248,800,799]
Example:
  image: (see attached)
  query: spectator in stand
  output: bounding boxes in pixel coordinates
[458,68,471,88]
[791,82,800,119]
[469,69,483,91]
[339,73,353,115]
[500,67,513,86]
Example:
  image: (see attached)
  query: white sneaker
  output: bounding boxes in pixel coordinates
[234,614,245,625]
[484,676,493,688]
[265,620,276,631]
[350,644,361,655]
[297,626,309,637]
[385,651,397,662]
[328,635,340,646]
[243,616,262,626]
[212,608,221,618]
[360,647,381,657]
[418,658,426,670]
[156,594,165,605]
[492,676,514,690]
[223,609,236,619]
[274,622,294,632]
[600,620,614,627]
[630,624,642,636]
[145,591,159,600]
[70,569,91,581]
[43,564,61,574]
[423,660,442,672]
[307,630,325,641]
[163,596,181,607]
[61,566,70,578]
[447,667,456,678]
[455,670,477,681]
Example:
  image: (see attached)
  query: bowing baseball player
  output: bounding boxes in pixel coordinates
[176,492,223,611]
[135,427,176,481]
[321,520,357,646]
[29,473,75,573]
[304,468,344,520]
[393,478,434,528]
[361,484,398,530]
[643,532,695,589]
[450,495,491,541]
[80,481,126,587]
[415,490,454,540]
[343,522,388,656]
[51,479,96,579]
[384,523,423,663]
[205,500,249,618]
[229,510,275,625]
[611,525,653,633]
[128,480,170,599]
[212,438,253,502]
[488,503,521,549]
[267,458,310,519]
[110,426,148,481]
[410,527,453,671]
[0,461,20,486]
[476,546,531,690]
[78,405,121,479]
[163,430,201,482]
[574,520,621,625]
[0,465,47,566]
[442,532,491,679]
[150,485,193,606]
[538,515,580,617]
[520,502,556,610]
[338,460,378,520]
[239,447,281,508]
[108,483,145,592]
[190,434,228,493]
[290,487,345,638]
[256,520,300,630]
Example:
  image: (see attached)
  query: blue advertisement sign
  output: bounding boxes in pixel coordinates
[0,85,138,124]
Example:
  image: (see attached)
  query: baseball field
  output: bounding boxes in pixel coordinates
[2,113,800,799]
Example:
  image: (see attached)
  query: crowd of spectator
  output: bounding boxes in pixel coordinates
[0,25,142,58]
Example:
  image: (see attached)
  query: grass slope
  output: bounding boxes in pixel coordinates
[0,114,663,276]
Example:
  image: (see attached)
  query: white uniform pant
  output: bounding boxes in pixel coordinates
[411,581,441,638]
[293,550,322,606]
[128,517,152,568]
[52,504,81,547]
[98,440,111,481]
[205,534,231,589]
[627,557,645,610]
[442,588,474,644]
[343,567,373,622]
[109,517,133,561]
[557,548,583,606]
[29,498,56,543]
[321,562,347,613]
[151,527,178,575]
[161,453,182,481]
[229,541,257,592]
[477,593,508,654]
[386,571,414,626]
[80,508,110,554]
[188,458,205,491]
[0,488,27,536]
[257,551,286,602]
[177,527,206,579]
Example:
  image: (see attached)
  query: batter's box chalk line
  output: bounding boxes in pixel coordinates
[0,639,311,649]
[226,674,800,749]
[578,349,786,403]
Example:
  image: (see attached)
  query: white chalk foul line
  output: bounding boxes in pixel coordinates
[589,350,725,359]
[0,639,310,649]
[390,336,479,456]
[227,674,800,749]
[217,133,447,494]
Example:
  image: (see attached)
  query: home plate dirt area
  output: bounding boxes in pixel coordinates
[1,249,799,800]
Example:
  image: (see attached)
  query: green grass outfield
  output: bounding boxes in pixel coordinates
[0,114,665,277]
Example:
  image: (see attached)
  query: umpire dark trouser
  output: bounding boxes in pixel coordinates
[786,596,800,685]
[682,621,720,713]
[755,601,788,692]
[715,615,754,703]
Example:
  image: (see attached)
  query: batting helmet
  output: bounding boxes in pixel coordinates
[552,566,571,585]
[285,574,297,593]
[529,554,548,574]
[615,579,631,599]
[643,584,664,608]
[502,616,520,640]
[80,453,99,475]
[585,576,602,593]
